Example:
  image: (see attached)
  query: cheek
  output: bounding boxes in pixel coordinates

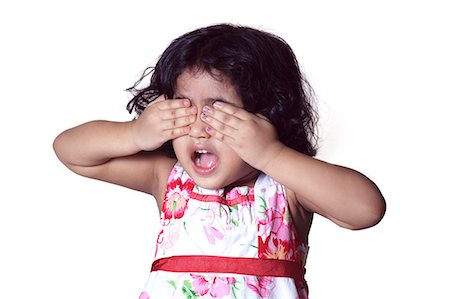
[172,138,180,148]
[220,146,243,164]
[172,138,186,160]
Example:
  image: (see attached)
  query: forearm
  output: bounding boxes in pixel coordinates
[262,145,385,229]
[53,120,139,168]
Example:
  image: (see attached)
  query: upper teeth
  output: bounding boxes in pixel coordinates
[196,150,208,154]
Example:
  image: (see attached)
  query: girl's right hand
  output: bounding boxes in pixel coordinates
[132,95,197,151]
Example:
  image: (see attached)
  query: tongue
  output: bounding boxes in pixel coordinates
[199,153,218,169]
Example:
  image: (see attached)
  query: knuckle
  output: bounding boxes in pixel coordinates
[170,128,179,137]
[220,114,230,123]
[219,123,226,131]
[185,116,194,125]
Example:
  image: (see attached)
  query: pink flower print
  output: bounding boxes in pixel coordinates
[267,191,288,211]
[138,291,149,299]
[190,275,209,296]
[259,207,290,241]
[210,277,236,298]
[191,274,236,298]
[244,276,275,298]
[202,225,224,244]
[227,187,243,199]
[226,186,253,207]
[157,225,181,254]
[267,208,290,240]
[154,229,164,256]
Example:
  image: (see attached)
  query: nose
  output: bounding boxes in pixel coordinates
[189,110,210,139]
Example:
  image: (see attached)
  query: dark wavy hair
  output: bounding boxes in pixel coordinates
[127,24,319,157]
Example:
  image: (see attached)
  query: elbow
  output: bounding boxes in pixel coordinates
[346,174,386,230]
[347,192,386,230]
[53,133,81,173]
[53,134,65,163]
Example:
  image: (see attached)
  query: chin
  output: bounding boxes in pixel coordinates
[187,171,227,190]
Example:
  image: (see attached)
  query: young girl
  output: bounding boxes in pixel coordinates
[54,24,385,299]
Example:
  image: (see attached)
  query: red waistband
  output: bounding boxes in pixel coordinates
[151,255,305,286]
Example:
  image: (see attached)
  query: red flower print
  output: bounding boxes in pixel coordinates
[162,177,194,219]
[258,236,298,260]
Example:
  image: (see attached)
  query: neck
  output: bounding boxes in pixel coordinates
[224,169,261,193]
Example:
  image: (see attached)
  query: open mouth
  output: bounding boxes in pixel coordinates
[192,149,219,173]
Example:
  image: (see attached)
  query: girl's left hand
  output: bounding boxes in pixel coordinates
[201,101,284,171]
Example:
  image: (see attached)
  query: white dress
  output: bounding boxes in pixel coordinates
[139,163,309,299]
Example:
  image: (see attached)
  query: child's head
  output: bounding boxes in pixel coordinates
[128,23,318,157]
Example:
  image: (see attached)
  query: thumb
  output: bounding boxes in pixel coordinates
[149,94,167,106]
[138,94,166,117]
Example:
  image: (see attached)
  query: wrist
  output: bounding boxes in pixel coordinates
[113,119,142,155]
[257,141,285,173]
[128,118,152,152]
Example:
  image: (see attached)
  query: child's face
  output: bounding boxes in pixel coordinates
[172,69,260,190]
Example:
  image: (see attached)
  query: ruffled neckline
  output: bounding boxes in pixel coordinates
[189,183,255,206]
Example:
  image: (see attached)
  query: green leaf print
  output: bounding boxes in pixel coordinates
[181,280,200,299]
[228,205,238,212]
[231,280,241,299]
[167,279,177,290]
[257,195,268,215]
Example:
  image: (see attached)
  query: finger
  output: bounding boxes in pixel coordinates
[201,112,237,140]
[145,94,166,107]
[202,105,241,129]
[161,114,196,130]
[157,98,191,110]
[152,94,166,104]
[212,101,250,120]
[164,125,191,139]
[205,125,233,144]
[160,106,197,120]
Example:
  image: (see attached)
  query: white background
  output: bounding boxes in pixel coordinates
[1,0,449,298]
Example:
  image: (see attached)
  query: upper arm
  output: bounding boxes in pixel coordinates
[286,188,313,245]
[67,150,175,199]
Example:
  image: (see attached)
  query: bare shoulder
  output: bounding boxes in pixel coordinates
[286,187,313,245]
[120,151,176,202]
[74,150,176,200]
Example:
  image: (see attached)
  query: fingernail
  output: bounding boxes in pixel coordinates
[200,113,208,120]
[213,101,222,108]
[191,107,197,114]
[202,106,210,113]
[206,126,212,133]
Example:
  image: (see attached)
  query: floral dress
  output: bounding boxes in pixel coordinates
[139,163,308,299]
